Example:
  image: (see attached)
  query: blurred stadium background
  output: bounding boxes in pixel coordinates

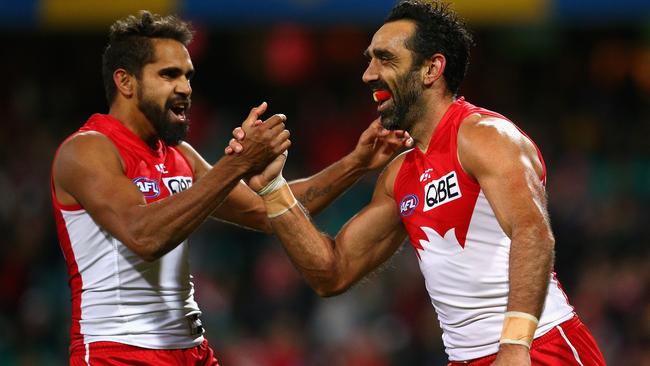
[0,0,649,365]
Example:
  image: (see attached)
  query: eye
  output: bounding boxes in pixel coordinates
[160,68,182,79]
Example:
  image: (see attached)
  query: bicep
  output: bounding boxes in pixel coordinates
[334,173,407,285]
[459,119,549,236]
[53,134,146,240]
[478,158,547,236]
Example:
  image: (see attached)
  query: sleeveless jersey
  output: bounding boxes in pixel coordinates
[51,114,202,352]
[393,98,575,361]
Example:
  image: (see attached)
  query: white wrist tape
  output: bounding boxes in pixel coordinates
[257,174,287,196]
[261,183,298,218]
[256,150,289,196]
[499,311,539,349]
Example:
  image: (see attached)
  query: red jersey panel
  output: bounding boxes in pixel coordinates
[77,113,194,204]
[52,114,202,352]
[393,98,574,361]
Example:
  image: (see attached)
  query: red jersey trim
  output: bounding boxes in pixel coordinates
[171,145,196,181]
[52,205,84,350]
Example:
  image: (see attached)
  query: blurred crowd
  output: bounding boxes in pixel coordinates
[0,21,648,366]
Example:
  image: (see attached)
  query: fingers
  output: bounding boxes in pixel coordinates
[232,127,245,141]
[271,129,291,155]
[366,119,390,137]
[277,139,292,155]
[390,130,413,147]
[369,128,414,151]
[243,101,268,129]
[369,118,383,128]
[367,118,411,146]
[403,131,414,147]
[262,113,287,129]
[225,138,243,155]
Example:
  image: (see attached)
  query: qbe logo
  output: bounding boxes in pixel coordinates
[163,176,193,195]
[423,171,462,212]
[133,177,160,198]
[399,194,419,217]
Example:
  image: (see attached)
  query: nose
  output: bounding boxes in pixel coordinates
[176,77,192,96]
[362,59,379,84]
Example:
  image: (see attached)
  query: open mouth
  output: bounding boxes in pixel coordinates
[169,104,188,122]
[372,89,393,112]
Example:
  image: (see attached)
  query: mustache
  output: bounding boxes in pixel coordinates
[368,81,390,92]
[166,95,192,109]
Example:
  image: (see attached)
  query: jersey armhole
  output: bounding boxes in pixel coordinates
[453,111,547,186]
[171,144,196,181]
[452,113,482,186]
[391,149,414,202]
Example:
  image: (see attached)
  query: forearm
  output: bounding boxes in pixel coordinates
[506,225,555,317]
[125,155,248,260]
[493,226,554,358]
[269,205,344,296]
[290,154,369,215]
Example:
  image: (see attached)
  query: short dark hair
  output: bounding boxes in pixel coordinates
[386,0,473,95]
[101,10,194,104]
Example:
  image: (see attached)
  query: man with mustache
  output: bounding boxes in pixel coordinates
[51,11,412,365]
[242,1,606,365]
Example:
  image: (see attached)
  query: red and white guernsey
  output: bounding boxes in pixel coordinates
[52,114,203,352]
[393,98,575,361]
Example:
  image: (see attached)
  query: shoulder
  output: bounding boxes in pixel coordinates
[53,131,125,202]
[54,131,124,180]
[377,149,413,198]
[457,115,541,179]
[458,114,531,148]
[56,131,122,168]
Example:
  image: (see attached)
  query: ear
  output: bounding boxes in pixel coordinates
[113,69,136,98]
[423,53,446,87]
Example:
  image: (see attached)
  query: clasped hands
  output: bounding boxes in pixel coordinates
[224,102,415,192]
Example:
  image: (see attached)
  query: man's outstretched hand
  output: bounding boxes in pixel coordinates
[226,118,413,171]
[347,118,414,171]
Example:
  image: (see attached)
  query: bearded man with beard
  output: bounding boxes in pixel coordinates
[239,1,606,365]
[51,11,413,365]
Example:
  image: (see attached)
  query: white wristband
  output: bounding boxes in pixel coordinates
[257,174,287,196]
[499,311,539,349]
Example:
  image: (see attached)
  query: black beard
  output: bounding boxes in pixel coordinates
[137,92,190,147]
[376,69,423,131]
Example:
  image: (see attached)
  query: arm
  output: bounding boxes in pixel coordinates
[262,156,408,297]
[289,120,412,216]
[457,116,552,365]
[206,119,412,232]
[52,106,289,262]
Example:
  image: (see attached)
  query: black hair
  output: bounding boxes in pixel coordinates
[386,0,473,95]
[101,10,193,104]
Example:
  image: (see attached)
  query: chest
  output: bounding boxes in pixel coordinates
[124,148,194,203]
[394,137,482,252]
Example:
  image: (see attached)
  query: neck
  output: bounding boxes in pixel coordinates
[409,92,456,152]
[109,100,159,149]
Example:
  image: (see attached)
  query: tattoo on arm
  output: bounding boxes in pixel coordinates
[297,185,333,205]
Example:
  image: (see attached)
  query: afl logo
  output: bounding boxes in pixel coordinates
[399,194,419,217]
[133,177,160,198]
